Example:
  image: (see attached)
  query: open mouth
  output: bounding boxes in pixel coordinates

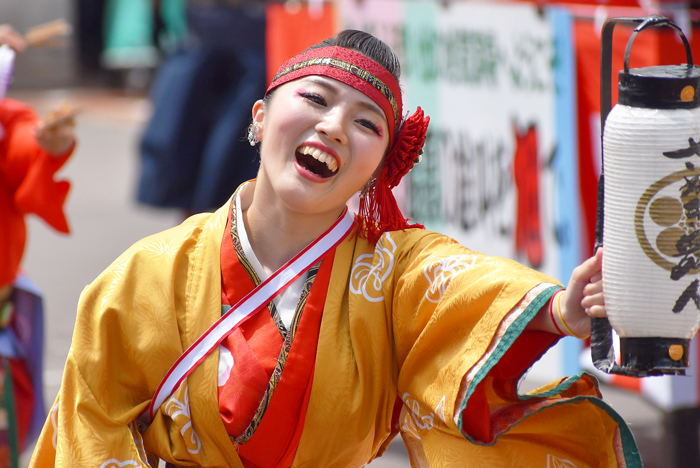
[295,145,338,179]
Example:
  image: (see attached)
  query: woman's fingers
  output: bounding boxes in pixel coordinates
[581,255,606,319]
[558,248,607,337]
[582,290,604,305]
[581,251,605,319]
[570,248,603,287]
[586,305,607,318]
[582,279,602,297]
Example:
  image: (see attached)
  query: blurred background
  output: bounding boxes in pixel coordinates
[4,0,700,466]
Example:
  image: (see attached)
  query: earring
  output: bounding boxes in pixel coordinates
[247,123,259,146]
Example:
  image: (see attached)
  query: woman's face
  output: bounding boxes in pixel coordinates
[252,75,390,218]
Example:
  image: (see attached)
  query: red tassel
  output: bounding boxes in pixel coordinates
[358,107,430,244]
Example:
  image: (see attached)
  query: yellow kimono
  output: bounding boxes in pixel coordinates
[29,196,640,468]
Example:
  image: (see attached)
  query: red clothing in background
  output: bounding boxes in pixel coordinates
[0,98,73,287]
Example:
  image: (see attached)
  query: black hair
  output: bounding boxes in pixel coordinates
[263,29,401,106]
[307,29,401,83]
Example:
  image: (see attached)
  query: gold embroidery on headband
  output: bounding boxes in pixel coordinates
[273,56,399,126]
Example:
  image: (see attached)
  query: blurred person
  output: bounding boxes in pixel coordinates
[137,0,266,218]
[75,0,108,85]
[100,0,185,85]
[30,30,638,467]
[0,28,76,467]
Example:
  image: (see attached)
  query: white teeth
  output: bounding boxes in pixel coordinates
[299,145,337,173]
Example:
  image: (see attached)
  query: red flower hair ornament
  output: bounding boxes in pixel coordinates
[267,46,430,244]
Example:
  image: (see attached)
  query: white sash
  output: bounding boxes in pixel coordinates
[144,209,356,422]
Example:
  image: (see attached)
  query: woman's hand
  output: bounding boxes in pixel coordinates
[557,248,606,338]
[35,103,77,156]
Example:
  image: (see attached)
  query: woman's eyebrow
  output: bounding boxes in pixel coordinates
[356,101,385,121]
[304,76,339,93]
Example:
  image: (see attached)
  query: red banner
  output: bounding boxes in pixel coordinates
[265,3,337,84]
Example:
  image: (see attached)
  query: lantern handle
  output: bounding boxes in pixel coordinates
[623,15,693,75]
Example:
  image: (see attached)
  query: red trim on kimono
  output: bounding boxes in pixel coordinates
[461,330,559,444]
[219,204,284,436]
[218,202,334,467]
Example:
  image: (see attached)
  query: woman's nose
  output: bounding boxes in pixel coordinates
[316,110,348,145]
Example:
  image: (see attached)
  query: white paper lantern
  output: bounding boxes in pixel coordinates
[603,64,700,372]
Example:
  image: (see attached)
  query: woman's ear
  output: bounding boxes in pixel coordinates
[252,99,265,142]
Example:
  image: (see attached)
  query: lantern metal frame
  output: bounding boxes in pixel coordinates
[592,15,694,377]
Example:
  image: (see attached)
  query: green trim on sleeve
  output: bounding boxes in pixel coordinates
[456,285,642,467]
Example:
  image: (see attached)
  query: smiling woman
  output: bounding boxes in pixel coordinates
[29,30,641,468]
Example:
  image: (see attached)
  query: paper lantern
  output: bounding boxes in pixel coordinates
[594,15,700,376]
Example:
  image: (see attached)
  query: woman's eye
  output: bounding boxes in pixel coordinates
[299,92,326,106]
[358,119,381,136]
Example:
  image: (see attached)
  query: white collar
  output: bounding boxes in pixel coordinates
[234,185,308,330]
[235,186,272,279]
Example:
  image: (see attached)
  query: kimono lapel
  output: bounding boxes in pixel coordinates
[218,202,286,438]
[235,251,333,468]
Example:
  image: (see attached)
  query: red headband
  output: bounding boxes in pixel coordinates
[267,45,429,244]
[267,46,403,146]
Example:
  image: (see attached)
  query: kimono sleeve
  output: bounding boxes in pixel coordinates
[29,241,187,468]
[385,230,641,468]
